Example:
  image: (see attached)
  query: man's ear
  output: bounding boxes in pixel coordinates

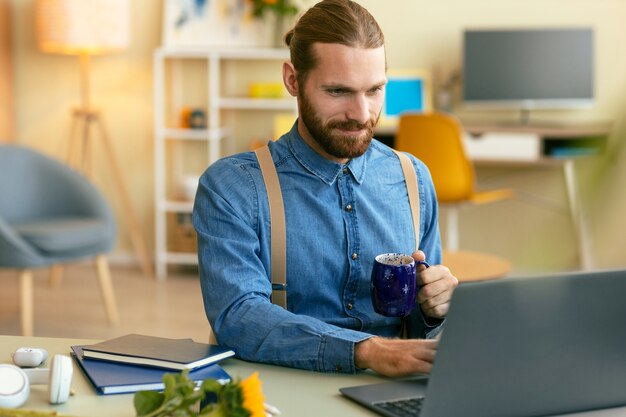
[282,61,299,97]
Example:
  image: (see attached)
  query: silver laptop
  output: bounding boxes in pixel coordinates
[340,269,626,417]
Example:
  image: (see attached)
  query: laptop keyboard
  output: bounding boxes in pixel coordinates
[374,397,424,417]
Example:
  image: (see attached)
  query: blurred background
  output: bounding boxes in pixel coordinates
[1,0,625,338]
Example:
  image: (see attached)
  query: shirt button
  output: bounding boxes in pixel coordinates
[342,168,349,174]
[345,204,352,212]
[347,303,353,310]
[351,253,358,260]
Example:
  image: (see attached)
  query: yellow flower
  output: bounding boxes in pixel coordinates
[134,371,269,417]
[239,372,266,417]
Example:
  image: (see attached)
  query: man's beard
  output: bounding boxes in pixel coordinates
[299,91,378,160]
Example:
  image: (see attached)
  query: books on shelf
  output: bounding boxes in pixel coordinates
[71,345,231,395]
[80,333,235,371]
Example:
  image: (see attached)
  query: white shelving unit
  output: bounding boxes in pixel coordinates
[153,47,295,279]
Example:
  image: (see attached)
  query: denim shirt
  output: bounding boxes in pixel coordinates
[193,123,443,373]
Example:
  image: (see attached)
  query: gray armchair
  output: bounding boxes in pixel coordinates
[0,144,119,335]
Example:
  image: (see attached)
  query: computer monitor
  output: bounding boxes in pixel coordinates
[462,28,594,116]
[379,70,432,127]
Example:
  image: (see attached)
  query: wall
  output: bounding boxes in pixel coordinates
[356,0,626,273]
[12,0,161,265]
[11,0,626,273]
[0,0,13,142]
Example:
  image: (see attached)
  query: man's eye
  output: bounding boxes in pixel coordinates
[327,89,346,95]
[368,86,384,95]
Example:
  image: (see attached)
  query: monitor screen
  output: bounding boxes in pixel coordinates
[462,28,594,109]
[379,70,431,127]
[385,78,425,116]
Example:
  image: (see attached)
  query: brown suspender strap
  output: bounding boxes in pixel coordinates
[254,145,287,309]
[255,146,420,310]
[392,150,421,251]
[392,150,421,339]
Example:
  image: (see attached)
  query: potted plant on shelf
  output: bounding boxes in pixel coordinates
[248,0,298,47]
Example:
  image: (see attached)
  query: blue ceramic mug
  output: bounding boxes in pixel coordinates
[371,253,428,317]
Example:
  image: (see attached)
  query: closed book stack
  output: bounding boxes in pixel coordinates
[71,345,231,395]
[79,333,235,371]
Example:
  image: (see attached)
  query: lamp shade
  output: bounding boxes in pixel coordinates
[36,0,130,55]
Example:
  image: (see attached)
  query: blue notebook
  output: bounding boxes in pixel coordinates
[71,345,231,395]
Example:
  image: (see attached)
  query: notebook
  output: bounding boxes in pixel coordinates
[71,345,231,395]
[81,334,235,371]
[340,268,626,417]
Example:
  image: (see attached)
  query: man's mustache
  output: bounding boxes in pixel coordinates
[327,119,375,131]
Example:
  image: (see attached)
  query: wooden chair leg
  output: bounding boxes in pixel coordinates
[19,269,34,336]
[94,255,120,325]
[49,264,64,287]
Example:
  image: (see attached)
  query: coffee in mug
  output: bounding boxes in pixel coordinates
[370,253,417,317]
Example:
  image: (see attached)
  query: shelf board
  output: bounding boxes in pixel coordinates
[162,127,229,141]
[217,97,296,110]
[156,47,290,60]
[159,200,194,213]
[216,48,290,60]
[161,252,198,265]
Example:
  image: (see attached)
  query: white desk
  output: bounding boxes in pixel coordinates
[2,335,625,417]
[464,121,612,271]
[377,120,612,271]
[0,336,383,416]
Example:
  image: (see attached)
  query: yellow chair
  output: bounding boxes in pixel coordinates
[395,112,513,282]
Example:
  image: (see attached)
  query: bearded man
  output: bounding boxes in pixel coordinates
[193,0,457,377]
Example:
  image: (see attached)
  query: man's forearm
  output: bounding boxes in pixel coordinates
[214,296,371,373]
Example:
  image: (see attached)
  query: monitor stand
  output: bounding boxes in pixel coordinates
[495,108,567,130]
[519,108,531,126]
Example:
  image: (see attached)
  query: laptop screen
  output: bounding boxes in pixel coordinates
[341,269,626,417]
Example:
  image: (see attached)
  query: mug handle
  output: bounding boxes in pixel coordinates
[416,260,430,268]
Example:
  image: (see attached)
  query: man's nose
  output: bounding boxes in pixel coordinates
[346,94,371,124]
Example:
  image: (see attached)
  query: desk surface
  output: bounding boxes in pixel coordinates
[0,336,384,416]
[376,119,613,136]
[1,335,625,417]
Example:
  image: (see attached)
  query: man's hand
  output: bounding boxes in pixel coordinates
[413,250,458,319]
[355,337,438,377]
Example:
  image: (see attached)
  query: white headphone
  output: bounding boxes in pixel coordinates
[0,348,73,409]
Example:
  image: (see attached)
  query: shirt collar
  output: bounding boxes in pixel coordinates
[285,121,367,186]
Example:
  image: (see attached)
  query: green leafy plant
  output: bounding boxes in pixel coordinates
[134,371,265,417]
[249,0,298,18]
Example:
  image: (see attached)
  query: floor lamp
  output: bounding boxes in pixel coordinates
[36,0,154,279]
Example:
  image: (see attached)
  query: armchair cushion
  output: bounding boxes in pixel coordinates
[0,144,116,268]
[12,218,113,256]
